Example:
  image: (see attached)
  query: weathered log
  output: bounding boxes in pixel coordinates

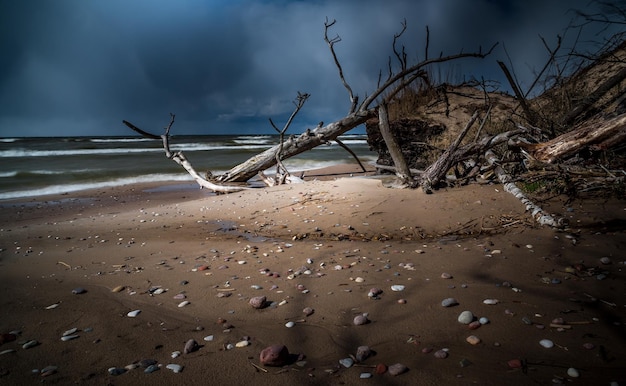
[520,113,626,163]
[216,110,376,183]
[485,150,566,228]
[378,103,413,186]
[420,111,479,192]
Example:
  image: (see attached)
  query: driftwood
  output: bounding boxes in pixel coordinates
[378,103,413,186]
[485,150,566,228]
[420,111,479,193]
[123,116,249,193]
[519,113,626,163]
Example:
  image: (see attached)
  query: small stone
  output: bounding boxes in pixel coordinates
[375,363,387,374]
[144,364,159,373]
[567,367,580,378]
[459,358,472,367]
[40,365,58,377]
[260,344,290,366]
[139,358,157,368]
[483,299,499,305]
[390,285,405,292]
[177,300,190,308]
[108,367,127,376]
[582,342,595,350]
[434,349,448,359]
[22,340,38,349]
[539,339,554,348]
[356,346,371,362]
[421,347,433,354]
[479,317,490,325]
[72,287,86,295]
[303,307,314,316]
[466,335,481,345]
[111,285,125,293]
[339,358,354,368]
[388,363,408,376]
[468,321,481,330]
[457,311,474,324]
[368,288,382,298]
[397,299,407,304]
[166,364,183,373]
[249,296,267,309]
[236,340,250,347]
[507,359,523,368]
[285,321,295,328]
[441,298,458,307]
[353,314,369,326]
[127,309,141,318]
[354,277,364,283]
[440,272,452,279]
[359,372,373,379]
[600,257,611,265]
[183,339,199,354]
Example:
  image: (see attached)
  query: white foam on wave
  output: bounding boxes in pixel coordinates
[0,173,194,200]
[90,138,154,143]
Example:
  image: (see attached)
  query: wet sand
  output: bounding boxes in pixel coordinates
[1,164,625,385]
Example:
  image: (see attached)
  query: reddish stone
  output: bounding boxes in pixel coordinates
[375,363,387,374]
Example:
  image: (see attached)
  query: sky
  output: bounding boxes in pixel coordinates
[0,0,622,137]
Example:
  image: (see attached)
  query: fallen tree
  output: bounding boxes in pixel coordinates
[124,19,496,191]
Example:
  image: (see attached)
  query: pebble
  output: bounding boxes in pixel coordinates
[368,288,383,298]
[354,277,364,283]
[127,310,141,318]
[468,321,481,330]
[567,367,580,378]
[144,364,160,373]
[356,345,371,362]
[249,296,267,309]
[61,335,79,341]
[22,340,38,349]
[236,340,250,347]
[40,365,58,377]
[479,317,490,325]
[171,351,181,358]
[183,339,199,354]
[108,367,127,376]
[457,311,474,324]
[339,358,354,368]
[507,359,523,368]
[260,344,290,366]
[483,299,499,305]
[285,321,295,328]
[600,257,611,265]
[353,314,369,326]
[375,363,387,374]
[466,335,481,345]
[440,272,452,279]
[397,299,407,304]
[582,342,595,350]
[388,363,408,376]
[434,349,448,359]
[173,293,186,300]
[63,328,78,336]
[539,339,554,348]
[111,285,125,293]
[441,298,458,307]
[177,301,190,308]
[360,372,372,379]
[303,307,314,316]
[166,364,183,373]
[72,287,86,295]
[390,285,405,292]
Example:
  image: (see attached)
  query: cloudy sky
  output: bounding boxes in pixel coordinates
[0,0,621,137]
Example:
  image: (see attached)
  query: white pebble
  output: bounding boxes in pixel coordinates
[391,285,405,292]
[567,367,580,378]
[178,301,190,308]
[539,339,554,348]
[285,321,295,328]
[483,299,499,305]
[127,310,141,317]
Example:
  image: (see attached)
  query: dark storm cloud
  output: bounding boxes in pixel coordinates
[0,0,620,136]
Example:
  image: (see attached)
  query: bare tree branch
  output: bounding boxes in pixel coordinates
[324,17,357,113]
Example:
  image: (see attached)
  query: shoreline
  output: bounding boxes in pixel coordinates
[1,164,624,385]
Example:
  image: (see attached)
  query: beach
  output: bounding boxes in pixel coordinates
[1,164,625,385]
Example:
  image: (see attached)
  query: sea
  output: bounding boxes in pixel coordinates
[0,134,377,201]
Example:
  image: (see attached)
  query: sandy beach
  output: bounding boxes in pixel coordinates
[1,164,625,385]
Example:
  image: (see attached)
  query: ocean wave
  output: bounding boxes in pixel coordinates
[0,143,272,158]
[90,138,154,143]
[233,135,274,145]
[0,171,18,178]
[0,173,194,200]
[0,138,19,143]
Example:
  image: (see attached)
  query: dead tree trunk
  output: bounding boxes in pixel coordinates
[377,103,413,186]
[519,113,626,163]
[216,110,376,183]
